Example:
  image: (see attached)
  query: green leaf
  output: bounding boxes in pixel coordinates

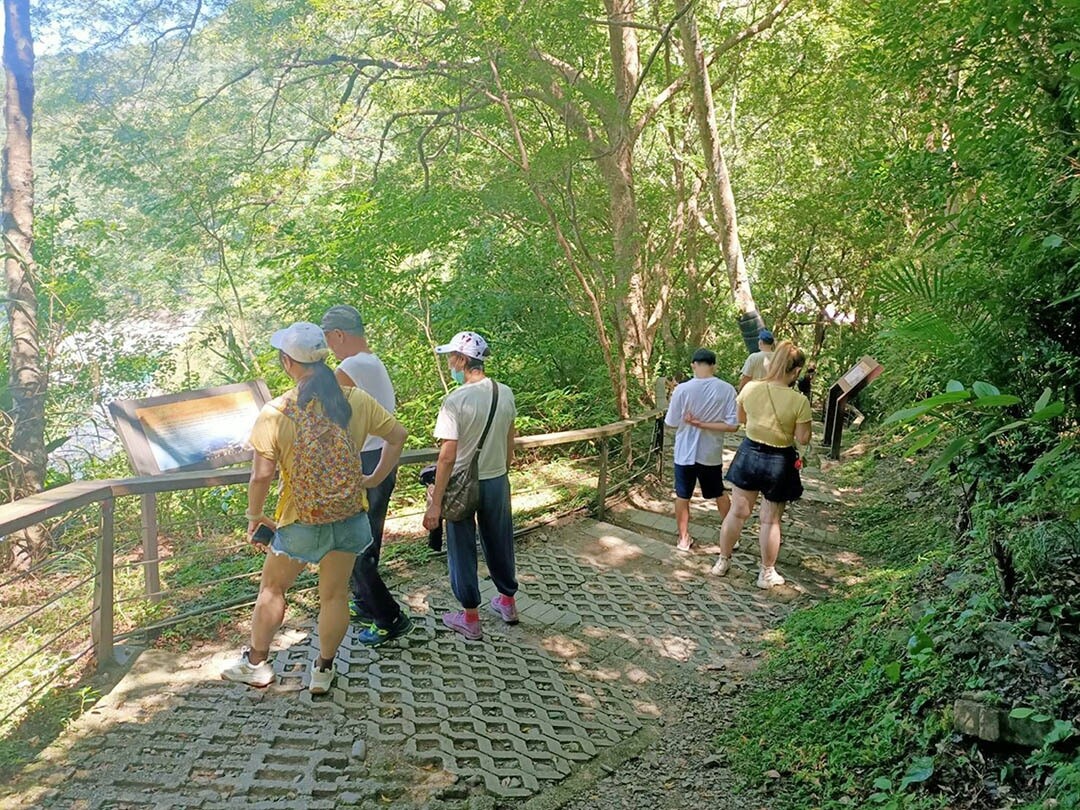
[899,756,934,790]
[945,380,965,393]
[884,405,932,425]
[918,390,973,408]
[1034,388,1052,412]
[923,435,970,481]
[1031,401,1064,421]
[1044,720,1075,745]
[1042,234,1064,248]
[1032,713,1052,723]
[972,394,1021,407]
[905,426,940,455]
[971,381,1000,398]
[883,661,901,683]
[872,776,893,791]
[985,420,1027,439]
[1009,707,1035,719]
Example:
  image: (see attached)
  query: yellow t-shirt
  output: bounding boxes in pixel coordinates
[249,386,398,527]
[738,381,812,447]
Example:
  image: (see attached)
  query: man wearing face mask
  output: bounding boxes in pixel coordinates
[422,331,519,640]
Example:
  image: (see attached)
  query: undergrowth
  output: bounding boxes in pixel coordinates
[719,453,1079,809]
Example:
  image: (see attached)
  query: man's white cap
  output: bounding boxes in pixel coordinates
[435,331,490,360]
[270,322,330,363]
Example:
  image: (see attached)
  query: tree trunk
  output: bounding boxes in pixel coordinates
[675,0,758,322]
[3,0,46,569]
[603,0,652,415]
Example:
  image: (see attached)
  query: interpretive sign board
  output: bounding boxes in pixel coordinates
[822,357,883,459]
[109,381,272,476]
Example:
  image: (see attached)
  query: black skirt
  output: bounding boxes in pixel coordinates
[725,437,803,503]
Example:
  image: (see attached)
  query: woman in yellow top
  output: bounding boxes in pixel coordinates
[711,341,811,589]
[220,322,410,694]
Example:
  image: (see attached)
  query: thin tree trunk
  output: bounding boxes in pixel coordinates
[675,0,757,317]
[3,0,46,568]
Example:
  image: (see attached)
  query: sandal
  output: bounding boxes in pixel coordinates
[676,537,695,553]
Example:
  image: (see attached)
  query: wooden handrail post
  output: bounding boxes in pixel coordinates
[141,493,161,602]
[92,498,116,669]
[596,437,610,520]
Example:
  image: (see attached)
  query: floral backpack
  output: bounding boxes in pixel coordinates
[281,395,365,524]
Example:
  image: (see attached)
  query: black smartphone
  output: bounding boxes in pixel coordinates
[252,524,274,544]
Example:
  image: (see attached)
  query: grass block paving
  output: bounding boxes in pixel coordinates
[1,475,850,808]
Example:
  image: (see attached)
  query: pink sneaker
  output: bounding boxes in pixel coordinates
[490,595,519,624]
[442,611,483,640]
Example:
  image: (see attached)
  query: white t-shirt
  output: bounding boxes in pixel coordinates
[664,376,738,466]
[337,352,396,453]
[434,378,517,479]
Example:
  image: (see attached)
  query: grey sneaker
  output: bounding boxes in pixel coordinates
[756,567,786,589]
[710,556,731,576]
[221,648,274,687]
[309,660,335,695]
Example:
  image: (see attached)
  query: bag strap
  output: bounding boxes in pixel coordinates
[763,383,797,446]
[475,379,499,455]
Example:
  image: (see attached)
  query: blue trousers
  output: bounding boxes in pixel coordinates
[446,474,518,610]
[350,449,398,613]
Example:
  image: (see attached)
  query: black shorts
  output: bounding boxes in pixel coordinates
[673,463,726,500]
[725,438,803,503]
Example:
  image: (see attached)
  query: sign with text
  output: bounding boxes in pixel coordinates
[109,381,272,476]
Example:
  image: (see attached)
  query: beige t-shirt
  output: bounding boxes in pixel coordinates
[434,378,516,479]
[740,350,774,381]
[249,386,398,526]
[738,381,812,447]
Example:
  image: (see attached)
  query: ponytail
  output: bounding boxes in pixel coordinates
[294,358,352,429]
[763,340,806,384]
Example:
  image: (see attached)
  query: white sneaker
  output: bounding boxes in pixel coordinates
[710,556,731,576]
[756,567,786,589]
[221,648,274,687]
[309,660,335,695]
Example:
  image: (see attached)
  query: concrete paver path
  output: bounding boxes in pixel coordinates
[3,462,856,810]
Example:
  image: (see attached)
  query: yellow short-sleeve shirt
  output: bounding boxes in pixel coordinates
[249,386,398,527]
[737,381,812,447]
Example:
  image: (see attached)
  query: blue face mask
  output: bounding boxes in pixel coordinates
[451,368,466,385]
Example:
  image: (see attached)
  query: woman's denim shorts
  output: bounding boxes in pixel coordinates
[725,438,804,503]
[270,511,372,565]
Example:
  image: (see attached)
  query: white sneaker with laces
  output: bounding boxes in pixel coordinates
[756,566,786,589]
[309,660,335,695]
[221,648,275,687]
[710,556,731,576]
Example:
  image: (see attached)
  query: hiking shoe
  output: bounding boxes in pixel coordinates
[309,660,335,695]
[221,647,274,687]
[357,611,415,646]
[756,567,786,589]
[710,556,731,577]
[350,600,374,624]
[442,611,483,640]
[490,594,519,624]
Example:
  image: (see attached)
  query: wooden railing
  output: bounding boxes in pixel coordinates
[0,410,664,727]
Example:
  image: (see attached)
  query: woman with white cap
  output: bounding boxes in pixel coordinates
[221,322,411,694]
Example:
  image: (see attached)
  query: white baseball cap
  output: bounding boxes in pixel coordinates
[270,322,330,363]
[435,331,490,360]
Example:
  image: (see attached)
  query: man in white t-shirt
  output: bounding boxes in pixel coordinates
[738,328,775,391]
[422,330,518,641]
[321,304,398,624]
[664,348,739,551]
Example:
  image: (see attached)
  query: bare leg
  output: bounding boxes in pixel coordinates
[675,497,692,548]
[317,550,356,662]
[714,493,731,522]
[250,552,306,661]
[719,487,758,558]
[758,499,786,569]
